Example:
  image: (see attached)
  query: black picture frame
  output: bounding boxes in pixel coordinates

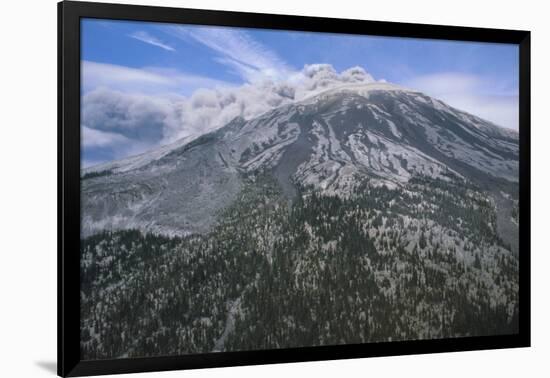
[58,1,531,376]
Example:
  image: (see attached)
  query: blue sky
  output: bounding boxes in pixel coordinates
[81,18,519,167]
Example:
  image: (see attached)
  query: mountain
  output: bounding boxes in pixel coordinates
[80,82,520,359]
[81,82,518,238]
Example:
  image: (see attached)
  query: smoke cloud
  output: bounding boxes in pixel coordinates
[82,63,378,162]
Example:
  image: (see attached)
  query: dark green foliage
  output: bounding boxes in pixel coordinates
[80,175,519,360]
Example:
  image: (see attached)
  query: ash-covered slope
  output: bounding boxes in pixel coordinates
[81,82,518,237]
[80,82,520,358]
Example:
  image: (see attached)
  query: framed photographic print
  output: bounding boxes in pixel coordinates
[58,0,531,376]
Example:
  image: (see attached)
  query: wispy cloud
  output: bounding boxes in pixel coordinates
[129,31,175,52]
[82,126,131,148]
[404,72,518,130]
[82,87,184,142]
[81,88,184,167]
[81,60,231,95]
[171,26,293,82]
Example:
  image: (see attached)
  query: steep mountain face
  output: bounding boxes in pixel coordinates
[82,82,518,237]
[80,82,520,359]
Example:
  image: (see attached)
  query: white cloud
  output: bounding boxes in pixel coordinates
[81,126,131,148]
[81,61,231,95]
[171,64,376,141]
[81,63,379,165]
[404,72,518,129]
[171,26,292,82]
[81,88,187,165]
[81,126,160,167]
[82,28,380,159]
[129,31,175,52]
[82,88,184,143]
[295,64,375,93]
